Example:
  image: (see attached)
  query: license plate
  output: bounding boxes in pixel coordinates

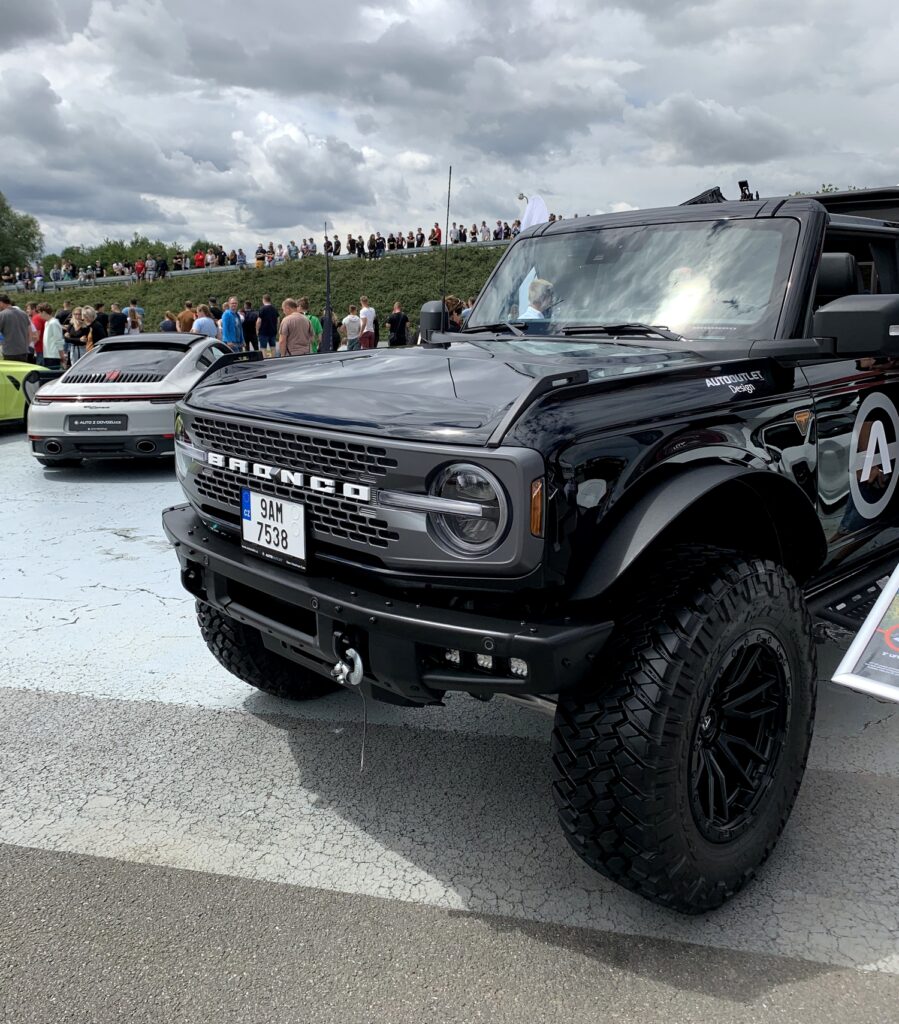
[241,489,306,567]
[67,414,128,431]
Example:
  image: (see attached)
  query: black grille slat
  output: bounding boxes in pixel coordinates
[62,370,166,385]
[190,416,401,551]
[191,416,398,480]
[196,467,399,549]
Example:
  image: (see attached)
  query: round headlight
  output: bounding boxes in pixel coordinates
[429,463,509,555]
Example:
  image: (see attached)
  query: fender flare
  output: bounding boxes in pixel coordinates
[570,463,824,601]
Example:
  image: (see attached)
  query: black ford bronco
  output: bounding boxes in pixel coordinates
[163,187,899,913]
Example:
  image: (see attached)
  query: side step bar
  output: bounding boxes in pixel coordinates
[806,553,897,630]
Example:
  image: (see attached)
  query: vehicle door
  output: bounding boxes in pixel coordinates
[803,225,899,572]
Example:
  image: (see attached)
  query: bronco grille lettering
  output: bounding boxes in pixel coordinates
[201,448,372,503]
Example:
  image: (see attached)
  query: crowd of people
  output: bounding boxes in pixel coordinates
[0,288,486,366]
[2,211,580,292]
[0,259,167,289]
[0,296,131,368]
[304,217,526,261]
[169,292,428,358]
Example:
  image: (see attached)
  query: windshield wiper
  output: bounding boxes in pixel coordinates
[462,321,526,337]
[559,322,684,341]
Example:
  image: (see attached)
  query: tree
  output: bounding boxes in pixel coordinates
[188,238,218,254]
[0,191,43,268]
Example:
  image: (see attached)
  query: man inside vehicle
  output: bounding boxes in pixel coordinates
[519,278,555,319]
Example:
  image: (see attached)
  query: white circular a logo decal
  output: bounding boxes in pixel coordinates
[849,392,899,520]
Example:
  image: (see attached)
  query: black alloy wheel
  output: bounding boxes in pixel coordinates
[690,634,790,842]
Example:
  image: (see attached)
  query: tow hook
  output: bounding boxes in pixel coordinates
[331,646,363,688]
[331,640,369,772]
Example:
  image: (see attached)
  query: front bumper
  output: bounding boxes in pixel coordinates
[163,503,612,704]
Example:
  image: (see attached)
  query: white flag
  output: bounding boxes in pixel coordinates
[520,194,550,231]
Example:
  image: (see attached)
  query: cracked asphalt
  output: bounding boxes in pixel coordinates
[2,427,899,1022]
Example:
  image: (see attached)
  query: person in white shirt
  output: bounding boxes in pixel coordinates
[519,278,554,320]
[341,304,362,351]
[42,306,65,368]
[480,221,491,242]
[358,295,376,350]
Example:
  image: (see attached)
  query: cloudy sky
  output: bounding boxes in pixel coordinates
[1,0,897,254]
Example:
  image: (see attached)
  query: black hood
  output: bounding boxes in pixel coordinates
[186,341,702,445]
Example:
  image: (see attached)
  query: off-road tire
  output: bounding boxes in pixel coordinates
[552,545,816,914]
[35,457,83,467]
[197,601,338,700]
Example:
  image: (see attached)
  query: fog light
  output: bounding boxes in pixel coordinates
[510,658,528,678]
[476,653,494,670]
[445,649,461,665]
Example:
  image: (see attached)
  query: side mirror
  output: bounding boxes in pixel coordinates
[813,294,899,356]
[419,300,448,343]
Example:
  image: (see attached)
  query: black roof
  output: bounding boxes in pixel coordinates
[679,184,899,223]
[518,186,899,240]
[527,199,776,237]
[799,187,899,223]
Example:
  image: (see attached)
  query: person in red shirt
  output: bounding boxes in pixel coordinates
[428,222,442,246]
[28,302,45,362]
[193,249,206,269]
[134,258,146,280]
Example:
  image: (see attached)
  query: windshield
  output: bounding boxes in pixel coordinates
[468,218,800,341]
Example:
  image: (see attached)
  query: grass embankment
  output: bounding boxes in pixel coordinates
[57,247,504,331]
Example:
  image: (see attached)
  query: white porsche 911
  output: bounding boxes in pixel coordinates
[28,334,232,466]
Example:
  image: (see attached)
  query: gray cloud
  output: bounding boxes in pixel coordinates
[0,69,251,221]
[0,3,69,52]
[0,0,894,253]
[5,170,187,226]
[627,94,801,165]
[237,133,377,232]
[608,0,851,45]
[354,114,378,135]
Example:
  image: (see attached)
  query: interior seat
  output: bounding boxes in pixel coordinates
[814,252,863,308]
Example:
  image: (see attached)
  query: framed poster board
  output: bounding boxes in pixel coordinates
[833,562,899,702]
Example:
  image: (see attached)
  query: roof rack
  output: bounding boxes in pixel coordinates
[683,180,899,223]
[681,179,759,206]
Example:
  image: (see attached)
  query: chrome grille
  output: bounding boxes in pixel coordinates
[196,466,399,549]
[191,416,398,480]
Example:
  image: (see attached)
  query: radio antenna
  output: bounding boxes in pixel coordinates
[323,219,333,353]
[441,165,452,327]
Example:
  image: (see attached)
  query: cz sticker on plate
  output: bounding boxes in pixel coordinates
[241,489,306,568]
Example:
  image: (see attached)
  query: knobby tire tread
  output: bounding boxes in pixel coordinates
[197,601,337,700]
[551,544,816,914]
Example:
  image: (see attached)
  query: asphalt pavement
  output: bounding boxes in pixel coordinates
[1,426,898,1022]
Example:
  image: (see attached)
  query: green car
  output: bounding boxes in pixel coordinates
[0,360,59,426]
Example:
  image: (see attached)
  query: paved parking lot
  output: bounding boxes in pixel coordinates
[2,426,899,1022]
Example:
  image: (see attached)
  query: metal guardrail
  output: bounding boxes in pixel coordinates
[11,238,511,294]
